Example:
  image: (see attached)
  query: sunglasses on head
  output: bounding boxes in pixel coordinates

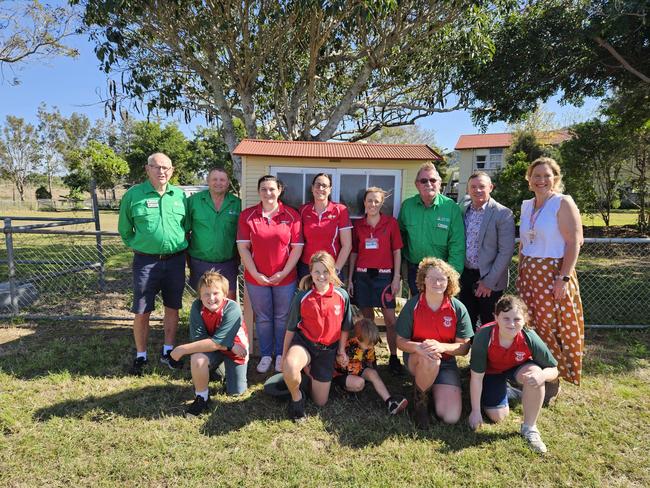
[418,178,438,185]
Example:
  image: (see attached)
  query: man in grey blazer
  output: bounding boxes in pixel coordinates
[459,171,516,330]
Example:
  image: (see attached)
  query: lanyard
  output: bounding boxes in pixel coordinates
[529,195,552,232]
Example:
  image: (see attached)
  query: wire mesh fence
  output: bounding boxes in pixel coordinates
[1,216,649,326]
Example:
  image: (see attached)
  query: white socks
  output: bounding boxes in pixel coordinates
[195,389,209,401]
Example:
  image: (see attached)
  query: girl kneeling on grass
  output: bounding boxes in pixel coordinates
[169,271,248,417]
[333,318,408,415]
[282,251,353,422]
[468,295,558,453]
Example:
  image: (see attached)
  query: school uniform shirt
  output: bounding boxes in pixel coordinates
[286,284,353,346]
[352,213,403,269]
[334,337,376,376]
[236,202,303,286]
[187,191,241,262]
[189,298,249,365]
[118,180,188,254]
[396,293,473,360]
[470,322,557,374]
[299,201,352,264]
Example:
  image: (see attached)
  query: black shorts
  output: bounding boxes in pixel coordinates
[132,252,185,313]
[290,331,338,383]
[352,270,395,308]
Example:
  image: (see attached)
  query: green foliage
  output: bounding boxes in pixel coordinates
[0,115,40,201]
[35,185,51,200]
[63,141,129,193]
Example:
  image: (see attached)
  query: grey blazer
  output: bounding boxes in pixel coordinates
[461,198,516,291]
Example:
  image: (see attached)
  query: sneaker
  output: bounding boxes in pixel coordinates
[160,350,180,370]
[186,395,210,417]
[130,356,148,376]
[543,379,561,407]
[288,393,306,423]
[257,356,273,373]
[521,424,548,453]
[386,395,408,415]
[275,355,283,373]
[388,355,404,376]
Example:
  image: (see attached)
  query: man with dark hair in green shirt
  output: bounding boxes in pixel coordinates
[398,162,465,296]
[118,152,188,375]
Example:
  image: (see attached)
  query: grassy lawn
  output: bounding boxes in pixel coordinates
[582,210,639,228]
[0,322,648,487]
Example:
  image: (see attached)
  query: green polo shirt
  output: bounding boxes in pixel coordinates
[398,193,466,273]
[187,190,241,262]
[118,180,188,254]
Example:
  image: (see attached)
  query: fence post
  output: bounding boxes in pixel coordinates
[90,179,105,291]
[3,217,19,315]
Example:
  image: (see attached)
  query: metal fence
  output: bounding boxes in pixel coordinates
[1,216,649,326]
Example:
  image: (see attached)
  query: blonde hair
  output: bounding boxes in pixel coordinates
[355,318,380,346]
[363,186,388,203]
[415,162,440,182]
[197,270,229,295]
[526,157,564,192]
[495,294,531,329]
[298,251,343,290]
[415,257,460,297]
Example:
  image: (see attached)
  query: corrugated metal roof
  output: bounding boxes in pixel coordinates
[233,139,441,160]
[455,130,571,150]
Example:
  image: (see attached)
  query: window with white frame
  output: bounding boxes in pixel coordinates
[271,167,402,218]
[489,148,504,169]
[475,155,486,169]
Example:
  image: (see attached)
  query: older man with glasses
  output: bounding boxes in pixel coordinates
[118,152,188,375]
[398,162,465,296]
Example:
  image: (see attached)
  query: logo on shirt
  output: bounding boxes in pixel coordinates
[443,316,453,327]
[334,304,341,316]
[515,351,526,362]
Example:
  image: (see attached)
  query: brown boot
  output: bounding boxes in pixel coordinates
[543,378,561,407]
[413,385,431,429]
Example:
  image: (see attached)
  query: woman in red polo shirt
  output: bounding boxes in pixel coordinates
[396,257,473,429]
[298,173,352,280]
[237,175,304,374]
[282,251,353,422]
[348,187,403,375]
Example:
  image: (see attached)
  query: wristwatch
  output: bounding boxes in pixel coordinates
[559,275,570,282]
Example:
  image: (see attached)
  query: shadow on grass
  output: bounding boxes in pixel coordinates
[583,329,650,376]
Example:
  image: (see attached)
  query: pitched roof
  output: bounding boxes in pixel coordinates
[454,130,571,150]
[233,139,441,160]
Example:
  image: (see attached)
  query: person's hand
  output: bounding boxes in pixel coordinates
[474,281,493,298]
[417,340,442,360]
[231,343,247,358]
[390,277,401,297]
[522,369,545,388]
[170,346,184,361]
[347,280,354,296]
[553,278,568,300]
[253,271,272,286]
[268,271,286,285]
[468,410,484,431]
[337,350,349,368]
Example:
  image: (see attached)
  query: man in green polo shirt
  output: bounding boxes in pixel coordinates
[187,167,241,299]
[398,162,465,295]
[118,152,188,375]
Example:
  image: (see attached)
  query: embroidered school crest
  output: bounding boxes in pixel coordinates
[515,351,526,362]
[443,316,453,327]
[334,304,341,316]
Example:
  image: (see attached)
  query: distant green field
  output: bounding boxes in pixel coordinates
[582,210,639,227]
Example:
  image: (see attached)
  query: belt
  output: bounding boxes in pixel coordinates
[297,330,338,351]
[355,267,392,274]
[134,249,185,260]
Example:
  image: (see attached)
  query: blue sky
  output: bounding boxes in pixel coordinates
[0,30,601,152]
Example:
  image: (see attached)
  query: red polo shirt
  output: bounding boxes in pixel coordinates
[237,202,303,286]
[299,201,352,264]
[483,322,533,374]
[412,295,458,360]
[296,284,349,346]
[352,213,402,269]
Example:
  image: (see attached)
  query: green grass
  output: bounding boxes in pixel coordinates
[0,323,648,487]
[582,210,639,227]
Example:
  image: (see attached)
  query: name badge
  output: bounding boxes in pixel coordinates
[437,223,448,229]
[146,200,159,208]
[365,238,379,250]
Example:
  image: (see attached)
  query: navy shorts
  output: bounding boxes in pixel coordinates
[481,362,533,408]
[404,352,461,387]
[132,252,186,313]
[188,256,239,292]
[352,270,395,308]
[201,350,247,395]
[290,331,338,383]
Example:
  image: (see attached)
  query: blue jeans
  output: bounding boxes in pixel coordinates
[203,351,248,395]
[246,281,297,357]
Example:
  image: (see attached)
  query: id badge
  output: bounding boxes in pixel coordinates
[146,199,159,208]
[365,237,379,250]
[526,229,536,243]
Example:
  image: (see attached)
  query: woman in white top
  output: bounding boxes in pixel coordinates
[516,157,584,397]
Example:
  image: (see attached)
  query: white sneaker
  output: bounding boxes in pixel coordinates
[521,424,548,453]
[257,356,272,373]
[275,355,283,372]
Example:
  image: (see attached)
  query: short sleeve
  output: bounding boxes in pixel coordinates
[236,209,251,242]
[396,296,417,339]
[525,329,558,368]
[286,292,304,332]
[290,210,303,245]
[469,325,491,373]
[452,298,474,339]
[338,205,353,229]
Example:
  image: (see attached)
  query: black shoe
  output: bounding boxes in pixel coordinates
[130,356,148,376]
[389,355,404,376]
[288,393,306,423]
[160,350,181,370]
[386,395,408,415]
[186,395,210,417]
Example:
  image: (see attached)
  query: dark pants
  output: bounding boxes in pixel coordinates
[458,268,503,330]
[407,261,419,296]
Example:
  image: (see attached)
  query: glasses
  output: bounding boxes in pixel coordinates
[313,183,330,189]
[418,178,438,185]
[148,165,173,173]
